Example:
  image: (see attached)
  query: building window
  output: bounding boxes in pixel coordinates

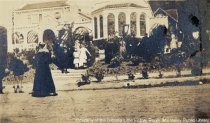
[39,14,42,24]
[130,12,137,36]
[107,13,115,36]
[65,7,70,11]
[140,14,146,36]
[27,30,38,43]
[94,17,98,38]
[100,15,103,38]
[118,12,126,36]
[55,12,61,20]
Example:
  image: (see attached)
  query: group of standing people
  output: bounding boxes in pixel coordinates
[73,40,91,69]
[55,27,92,72]
[55,27,74,73]
[32,29,92,97]
[0,28,92,96]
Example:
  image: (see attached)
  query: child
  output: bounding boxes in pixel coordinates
[78,44,91,68]
[73,40,80,69]
[9,53,28,93]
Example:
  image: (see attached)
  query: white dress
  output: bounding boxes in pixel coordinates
[73,51,79,64]
[78,47,91,67]
[73,40,80,65]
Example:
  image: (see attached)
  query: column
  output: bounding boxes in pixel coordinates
[114,13,118,36]
[126,12,131,34]
[103,14,108,39]
[92,17,95,40]
[146,15,149,35]
[137,13,140,38]
[97,16,100,39]
[92,17,96,40]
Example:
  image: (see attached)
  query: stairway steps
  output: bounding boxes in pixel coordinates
[51,69,87,73]
[52,73,84,75]
[51,69,87,79]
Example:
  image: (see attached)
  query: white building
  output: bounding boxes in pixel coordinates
[10,0,91,52]
[91,0,178,40]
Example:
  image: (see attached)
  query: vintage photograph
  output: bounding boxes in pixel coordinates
[0,0,210,122]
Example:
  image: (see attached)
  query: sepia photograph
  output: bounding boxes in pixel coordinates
[0,0,210,122]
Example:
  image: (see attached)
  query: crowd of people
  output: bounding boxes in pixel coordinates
[0,27,93,96]
[0,22,205,96]
[31,29,92,97]
[32,29,92,97]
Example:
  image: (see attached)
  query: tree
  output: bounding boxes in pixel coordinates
[137,25,167,62]
[177,0,209,75]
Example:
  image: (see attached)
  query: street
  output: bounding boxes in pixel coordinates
[1,83,210,123]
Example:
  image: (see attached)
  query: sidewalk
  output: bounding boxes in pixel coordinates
[2,69,210,94]
[58,69,210,91]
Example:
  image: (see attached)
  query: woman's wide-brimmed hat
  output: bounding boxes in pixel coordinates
[43,29,56,44]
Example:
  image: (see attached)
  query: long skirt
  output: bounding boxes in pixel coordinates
[32,52,56,97]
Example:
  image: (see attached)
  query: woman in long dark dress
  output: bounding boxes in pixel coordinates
[32,29,57,97]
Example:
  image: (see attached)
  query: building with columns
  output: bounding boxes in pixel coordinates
[9,0,91,52]
[91,0,178,40]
